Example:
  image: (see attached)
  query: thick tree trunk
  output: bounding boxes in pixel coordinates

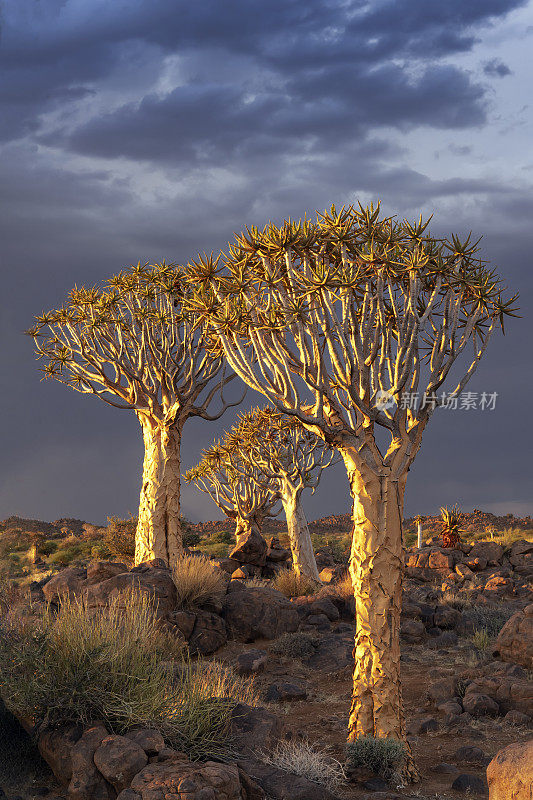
[281,486,321,581]
[340,449,406,738]
[417,521,423,549]
[135,417,183,567]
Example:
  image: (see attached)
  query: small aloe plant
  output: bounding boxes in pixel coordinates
[440,505,463,548]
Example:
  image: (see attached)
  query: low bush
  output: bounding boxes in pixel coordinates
[0,589,254,760]
[263,740,345,789]
[463,605,509,638]
[272,568,317,598]
[270,631,320,660]
[172,554,227,609]
[103,515,136,563]
[346,736,406,780]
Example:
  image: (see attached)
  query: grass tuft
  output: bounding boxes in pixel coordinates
[263,740,346,789]
[172,553,227,609]
[0,588,254,760]
[272,568,318,598]
[346,735,406,780]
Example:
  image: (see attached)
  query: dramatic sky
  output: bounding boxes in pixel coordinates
[1,0,532,525]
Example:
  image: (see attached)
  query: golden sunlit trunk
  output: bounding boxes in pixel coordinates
[281,485,321,582]
[340,446,417,779]
[135,417,183,567]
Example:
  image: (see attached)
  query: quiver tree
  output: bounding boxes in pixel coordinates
[186,202,517,764]
[184,441,280,540]
[28,263,242,567]
[228,406,336,581]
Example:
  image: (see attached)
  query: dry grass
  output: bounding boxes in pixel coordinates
[0,588,256,760]
[262,740,346,789]
[272,568,318,598]
[172,553,227,609]
[332,571,353,600]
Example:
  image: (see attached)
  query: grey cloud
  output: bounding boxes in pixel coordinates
[483,58,513,77]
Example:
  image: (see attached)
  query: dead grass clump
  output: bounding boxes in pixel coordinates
[272,568,317,598]
[333,572,353,600]
[263,740,345,789]
[172,553,227,609]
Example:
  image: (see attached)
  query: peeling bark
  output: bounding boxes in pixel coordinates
[135,416,183,567]
[281,485,321,581]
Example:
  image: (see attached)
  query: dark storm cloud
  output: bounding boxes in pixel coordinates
[0,0,531,523]
[483,58,513,76]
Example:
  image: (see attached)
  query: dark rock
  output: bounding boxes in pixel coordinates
[124,729,165,756]
[223,587,299,642]
[229,527,268,566]
[451,773,487,794]
[229,703,283,756]
[238,758,338,800]
[362,776,389,791]
[42,568,86,604]
[68,725,113,800]
[493,603,533,669]
[407,716,438,734]
[462,692,499,717]
[236,649,268,675]
[37,722,84,783]
[94,735,148,793]
[86,561,127,585]
[168,609,196,640]
[264,682,307,702]
[188,609,227,655]
[454,745,486,765]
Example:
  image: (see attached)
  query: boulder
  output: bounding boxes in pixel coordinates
[229,527,268,566]
[188,610,227,655]
[236,649,268,675]
[434,605,462,629]
[509,540,533,574]
[94,735,148,793]
[266,537,291,563]
[467,542,504,567]
[462,692,499,717]
[229,703,283,757]
[238,758,338,800]
[504,710,532,726]
[428,549,456,572]
[38,722,84,783]
[401,619,426,643]
[42,568,86,604]
[83,568,177,620]
[124,759,246,799]
[168,609,196,640]
[86,561,128,585]
[493,604,533,669]
[487,739,533,799]
[264,682,307,702]
[222,587,299,642]
[68,725,113,800]
[124,729,166,756]
[451,773,487,794]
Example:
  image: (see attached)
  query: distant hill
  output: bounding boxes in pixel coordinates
[1,507,531,541]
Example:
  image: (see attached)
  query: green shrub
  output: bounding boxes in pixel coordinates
[181,517,201,548]
[272,568,318,598]
[463,605,509,638]
[471,628,491,651]
[270,631,320,660]
[172,554,227,609]
[346,736,406,780]
[103,515,136,562]
[0,589,254,760]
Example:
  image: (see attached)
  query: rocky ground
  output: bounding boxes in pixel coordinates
[0,517,532,800]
